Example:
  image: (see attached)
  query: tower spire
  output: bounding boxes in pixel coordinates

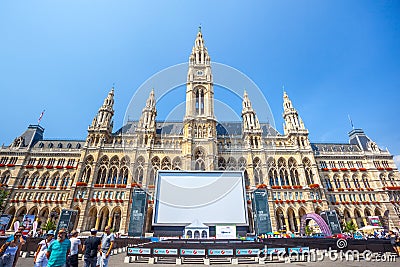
[87,87,115,146]
[283,91,307,134]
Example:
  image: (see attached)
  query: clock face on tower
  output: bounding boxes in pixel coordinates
[196,70,204,76]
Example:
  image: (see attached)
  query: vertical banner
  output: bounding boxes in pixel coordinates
[0,215,12,236]
[22,214,35,236]
[252,189,272,235]
[320,210,342,235]
[128,188,148,236]
[56,209,78,234]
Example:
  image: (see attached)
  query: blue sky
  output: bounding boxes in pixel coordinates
[0,1,399,164]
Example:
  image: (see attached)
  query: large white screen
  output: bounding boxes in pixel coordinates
[153,171,248,226]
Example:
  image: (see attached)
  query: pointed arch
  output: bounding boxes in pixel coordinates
[86,206,97,231]
[172,157,182,170]
[218,157,226,170]
[287,207,298,232]
[288,157,299,185]
[50,172,60,187]
[194,147,205,170]
[238,157,246,170]
[267,158,278,186]
[110,155,120,167]
[0,171,11,184]
[303,157,314,185]
[253,157,263,184]
[161,157,171,170]
[110,207,122,232]
[227,157,237,170]
[19,171,30,186]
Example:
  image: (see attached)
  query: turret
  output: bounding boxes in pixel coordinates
[86,87,115,146]
[136,89,157,147]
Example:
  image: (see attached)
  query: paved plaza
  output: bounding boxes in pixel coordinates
[16,252,399,266]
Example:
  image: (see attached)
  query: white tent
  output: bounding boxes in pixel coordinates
[358,225,382,232]
[185,219,209,238]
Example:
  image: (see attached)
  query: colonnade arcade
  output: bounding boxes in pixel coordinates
[274,206,385,233]
[84,206,122,232]
[4,206,62,230]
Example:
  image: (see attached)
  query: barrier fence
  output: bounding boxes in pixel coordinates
[126,238,396,258]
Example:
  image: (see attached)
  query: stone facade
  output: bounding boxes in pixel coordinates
[1,29,399,234]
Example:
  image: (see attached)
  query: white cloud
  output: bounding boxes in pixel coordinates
[394,155,400,169]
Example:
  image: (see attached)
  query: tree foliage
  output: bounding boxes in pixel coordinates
[343,220,357,233]
[0,188,10,214]
[42,220,57,231]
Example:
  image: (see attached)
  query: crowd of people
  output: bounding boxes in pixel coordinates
[0,226,115,267]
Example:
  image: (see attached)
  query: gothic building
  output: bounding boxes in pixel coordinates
[1,29,399,235]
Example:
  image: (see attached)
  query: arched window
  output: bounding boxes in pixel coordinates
[253,158,262,184]
[40,173,50,186]
[0,172,10,184]
[172,157,181,170]
[288,158,299,185]
[379,173,387,187]
[30,172,40,187]
[333,174,341,188]
[303,158,314,185]
[218,157,226,170]
[238,157,246,170]
[108,166,118,184]
[149,157,160,185]
[118,167,128,184]
[343,175,351,188]
[194,148,205,171]
[134,167,143,184]
[20,172,29,186]
[50,173,60,187]
[227,157,237,170]
[61,174,70,187]
[96,166,107,184]
[195,87,205,115]
[161,157,171,170]
[278,158,288,186]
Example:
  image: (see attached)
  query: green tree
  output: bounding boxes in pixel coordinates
[343,220,357,233]
[305,225,313,236]
[0,188,10,214]
[42,220,56,232]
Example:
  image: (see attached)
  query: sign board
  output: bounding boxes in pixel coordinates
[216,225,236,239]
[368,216,381,227]
[320,210,341,235]
[21,214,35,236]
[236,249,260,256]
[127,247,151,255]
[56,209,78,235]
[0,215,12,236]
[288,247,310,254]
[153,248,178,255]
[252,189,272,234]
[180,249,205,256]
[128,188,148,236]
[266,248,286,255]
[208,249,234,256]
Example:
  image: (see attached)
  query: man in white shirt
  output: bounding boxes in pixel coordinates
[67,230,82,267]
[99,226,114,267]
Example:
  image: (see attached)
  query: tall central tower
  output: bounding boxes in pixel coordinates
[183,28,217,170]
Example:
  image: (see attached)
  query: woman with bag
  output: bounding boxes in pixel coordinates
[34,230,55,267]
[0,231,23,267]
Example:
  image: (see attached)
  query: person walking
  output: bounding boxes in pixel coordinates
[82,228,101,267]
[99,226,115,267]
[46,229,71,267]
[389,230,400,256]
[34,230,55,267]
[67,230,82,267]
[0,231,23,267]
